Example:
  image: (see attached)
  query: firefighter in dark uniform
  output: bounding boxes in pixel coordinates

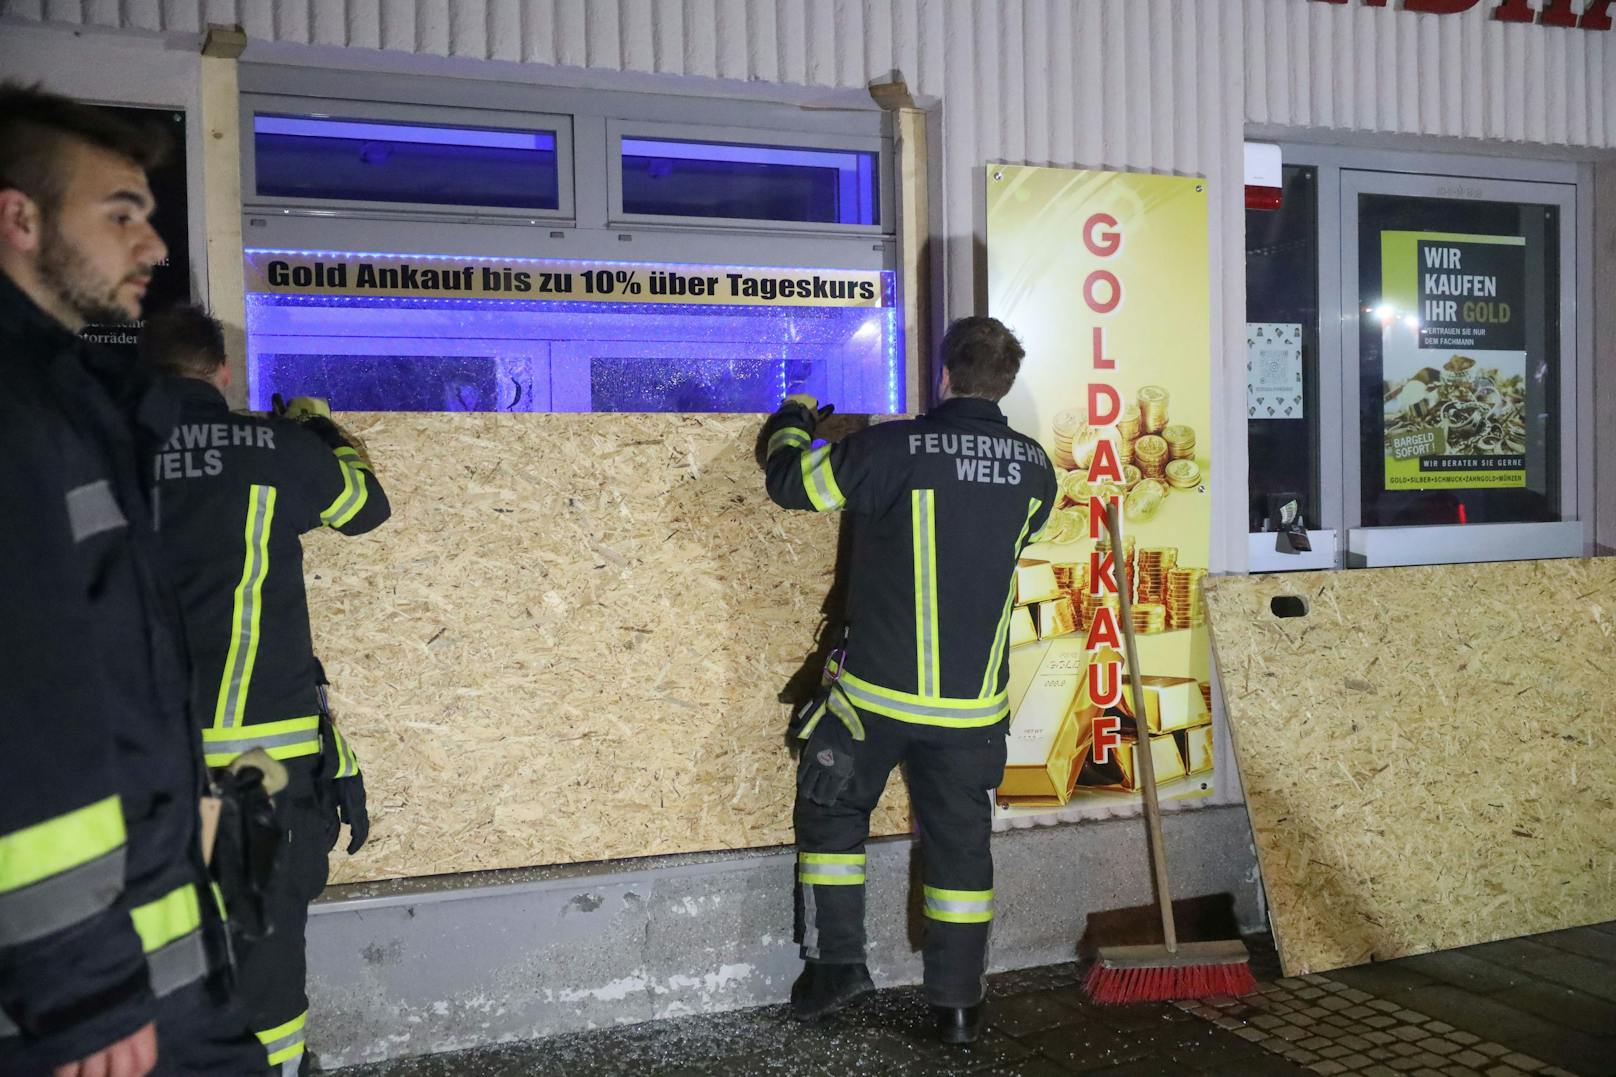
[0,84,265,1076]
[762,316,1057,1044]
[138,304,389,1076]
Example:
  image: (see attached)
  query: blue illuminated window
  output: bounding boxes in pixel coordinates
[244,257,902,415]
[620,137,878,226]
[253,115,560,209]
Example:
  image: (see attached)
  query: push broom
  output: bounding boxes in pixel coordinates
[1083,501,1257,1004]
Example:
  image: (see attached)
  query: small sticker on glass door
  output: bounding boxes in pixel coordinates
[1246,322,1303,421]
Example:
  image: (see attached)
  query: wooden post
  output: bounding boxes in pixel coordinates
[871,78,932,414]
[200,25,248,408]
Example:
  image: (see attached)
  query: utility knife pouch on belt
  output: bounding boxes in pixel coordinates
[209,749,288,946]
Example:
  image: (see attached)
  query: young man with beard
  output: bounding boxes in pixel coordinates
[0,83,265,1076]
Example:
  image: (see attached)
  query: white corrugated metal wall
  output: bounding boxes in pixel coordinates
[6,0,1615,571]
[1245,0,1615,148]
[0,0,1255,566]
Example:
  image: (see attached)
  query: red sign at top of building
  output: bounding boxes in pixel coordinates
[1314,0,1612,31]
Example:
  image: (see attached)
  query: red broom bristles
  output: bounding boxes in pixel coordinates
[1084,959,1258,1004]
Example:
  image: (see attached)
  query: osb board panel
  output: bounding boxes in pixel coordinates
[1204,561,1616,976]
[304,414,912,883]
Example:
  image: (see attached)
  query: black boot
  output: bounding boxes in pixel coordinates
[790,961,874,1021]
[932,1003,983,1045]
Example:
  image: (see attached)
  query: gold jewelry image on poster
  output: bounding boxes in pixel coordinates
[988,166,1214,822]
[1377,232,1527,491]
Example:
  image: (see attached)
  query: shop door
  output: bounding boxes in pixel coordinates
[1337,170,1579,567]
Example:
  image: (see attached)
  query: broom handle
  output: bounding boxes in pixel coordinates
[1106,500,1178,954]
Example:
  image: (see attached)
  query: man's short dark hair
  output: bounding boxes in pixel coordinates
[940,316,1024,401]
[140,304,227,380]
[0,81,169,214]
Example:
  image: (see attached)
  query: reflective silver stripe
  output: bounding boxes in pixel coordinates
[913,490,939,696]
[925,896,993,916]
[801,880,820,959]
[206,727,320,754]
[0,1010,14,1037]
[278,1056,303,1076]
[837,677,1008,722]
[0,847,125,947]
[262,1028,306,1060]
[65,479,126,542]
[800,445,845,511]
[767,426,811,457]
[146,928,207,997]
[216,486,274,729]
[322,457,368,527]
[798,862,863,879]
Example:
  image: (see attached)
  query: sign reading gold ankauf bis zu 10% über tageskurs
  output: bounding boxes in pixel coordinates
[243,251,888,308]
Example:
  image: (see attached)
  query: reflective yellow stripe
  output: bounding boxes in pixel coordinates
[0,794,125,894]
[322,450,370,527]
[923,886,994,924]
[799,444,845,511]
[131,884,201,954]
[825,687,864,741]
[213,485,276,730]
[767,426,812,457]
[256,1010,308,1045]
[334,445,370,472]
[837,671,1008,728]
[202,715,321,767]
[911,490,940,697]
[798,852,866,886]
[982,497,1043,697]
[330,725,360,779]
[258,1009,308,1067]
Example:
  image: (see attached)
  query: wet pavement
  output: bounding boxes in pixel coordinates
[333,922,1616,1076]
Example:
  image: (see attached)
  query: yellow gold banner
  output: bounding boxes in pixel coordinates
[989,166,1214,822]
[242,251,886,308]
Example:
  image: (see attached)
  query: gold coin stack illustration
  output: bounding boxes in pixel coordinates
[1131,602,1167,635]
[1161,423,1196,461]
[1136,547,1178,603]
[1165,567,1207,629]
[1117,403,1141,466]
[1051,409,1081,470]
[1137,385,1170,435]
[1132,434,1169,480]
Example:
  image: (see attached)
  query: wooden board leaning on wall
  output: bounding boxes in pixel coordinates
[1204,560,1616,977]
[306,413,913,883]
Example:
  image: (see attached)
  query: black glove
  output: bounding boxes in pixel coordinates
[793,683,863,807]
[318,714,370,854]
[335,771,369,855]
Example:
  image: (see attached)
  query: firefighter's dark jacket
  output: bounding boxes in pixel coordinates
[0,271,222,1066]
[763,397,1057,728]
[153,377,389,771]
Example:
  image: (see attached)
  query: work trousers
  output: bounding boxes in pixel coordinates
[236,776,335,1076]
[793,708,1007,1008]
[150,981,268,1076]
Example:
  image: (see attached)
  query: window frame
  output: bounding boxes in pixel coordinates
[241,94,576,223]
[605,120,890,238]
[1243,143,1593,571]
